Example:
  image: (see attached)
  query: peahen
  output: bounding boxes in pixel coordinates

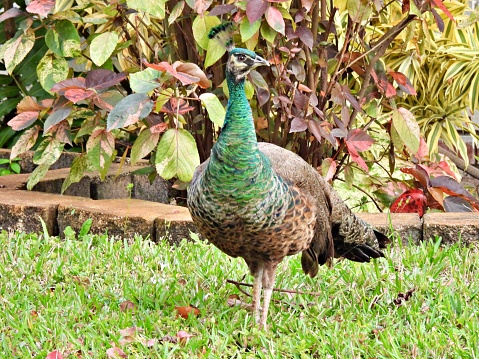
[187,24,389,330]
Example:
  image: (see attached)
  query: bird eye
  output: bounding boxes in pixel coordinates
[237,54,246,61]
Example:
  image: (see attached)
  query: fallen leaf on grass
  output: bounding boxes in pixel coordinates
[118,326,143,345]
[159,335,178,344]
[119,300,136,312]
[46,350,63,359]
[106,347,127,358]
[393,288,415,306]
[177,330,195,344]
[175,305,200,319]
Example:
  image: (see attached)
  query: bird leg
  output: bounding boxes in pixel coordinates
[251,263,264,325]
[259,263,278,330]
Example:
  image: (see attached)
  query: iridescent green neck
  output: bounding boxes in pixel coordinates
[209,71,262,173]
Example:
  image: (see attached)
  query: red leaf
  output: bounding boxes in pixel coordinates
[0,8,24,22]
[46,351,64,359]
[209,4,237,16]
[389,71,417,95]
[390,189,427,217]
[430,176,479,209]
[106,347,127,359]
[431,0,455,23]
[8,111,39,130]
[265,6,285,35]
[175,305,200,319]
[322,158,337,182]
[145,61,203,86]
[295,26,313,50]
[17,96,52,113]
[345,142,368,171]
[26,0,55,16]
[194,0,212,15]
[290,117,307,132]
[246,0,268,23]
[50,78,87,95]
[85,70,127,91]
[176,330,195,344]
[401,165,430,188]
[64,88,95,103]
[346,128,374,151]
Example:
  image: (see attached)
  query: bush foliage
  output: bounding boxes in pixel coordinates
[0,0,478,212]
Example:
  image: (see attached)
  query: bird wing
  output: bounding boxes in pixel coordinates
[257,142,389,272]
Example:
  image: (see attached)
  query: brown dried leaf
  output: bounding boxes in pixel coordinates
[119,300,136,312]
[106,347,127,359]
[393,288,415,306]
[175,305,200,319]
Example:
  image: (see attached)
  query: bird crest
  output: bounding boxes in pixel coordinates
[208,22,235,52]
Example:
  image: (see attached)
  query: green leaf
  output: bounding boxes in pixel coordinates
[240,17,261,42]
[168,1,184,25]
[106,93,153,131]
[27,163,51,190]
[86,127,116,180]
[79,218,92,237]
[90,32,119,67]
[61,154,89,194]
[427,122,442,155]
[260,21,276,44]
[37,52,69,92]
[33,137,64,166]
[199,93,225,127]
[155,128,200,182]
[392,107,420,155]
[129,68,162,93]
[192,15,221,50]
[3,28,35,74]
[127,0,166,18]
[348,0,372,23]
[45,19,81,57]
[205,37,226,68]
[131,128,160,165]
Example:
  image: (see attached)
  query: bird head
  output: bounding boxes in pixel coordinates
[226,48,269,83]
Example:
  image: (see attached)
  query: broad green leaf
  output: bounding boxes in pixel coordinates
[86,128,116,179]
[205,36,226,68]
[131,128,160,165]
[127,0,166,18]
[392,107,420,155]
[107,93,153,131]
[168,1,184,25]
[45,19,81,57]
[129,68,162,93]
[155,128,200,182]
[199,93,225,127]
[347,0,372,23]
[33,137,64,166]
[37,52,69,92]
[27,163,51,190]
[192,15,221,50]
[61,154,89,194]
[156,88,174,112]
[240,17,261,42]
[10,125,40,159]
[260,21,276,44]
[469,71,479,112]
[90,31,119,67]
[3,28,35,74]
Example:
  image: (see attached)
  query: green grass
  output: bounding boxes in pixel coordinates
[0,229,478,359]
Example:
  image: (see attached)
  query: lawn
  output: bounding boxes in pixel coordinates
[0,226,478,358]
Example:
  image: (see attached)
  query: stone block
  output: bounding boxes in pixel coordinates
[358,213,422,244]
[423,213,479,245]
[0,190,90,235]
[132,174,176,204]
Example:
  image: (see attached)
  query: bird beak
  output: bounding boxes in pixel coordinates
[253,55,270,68]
